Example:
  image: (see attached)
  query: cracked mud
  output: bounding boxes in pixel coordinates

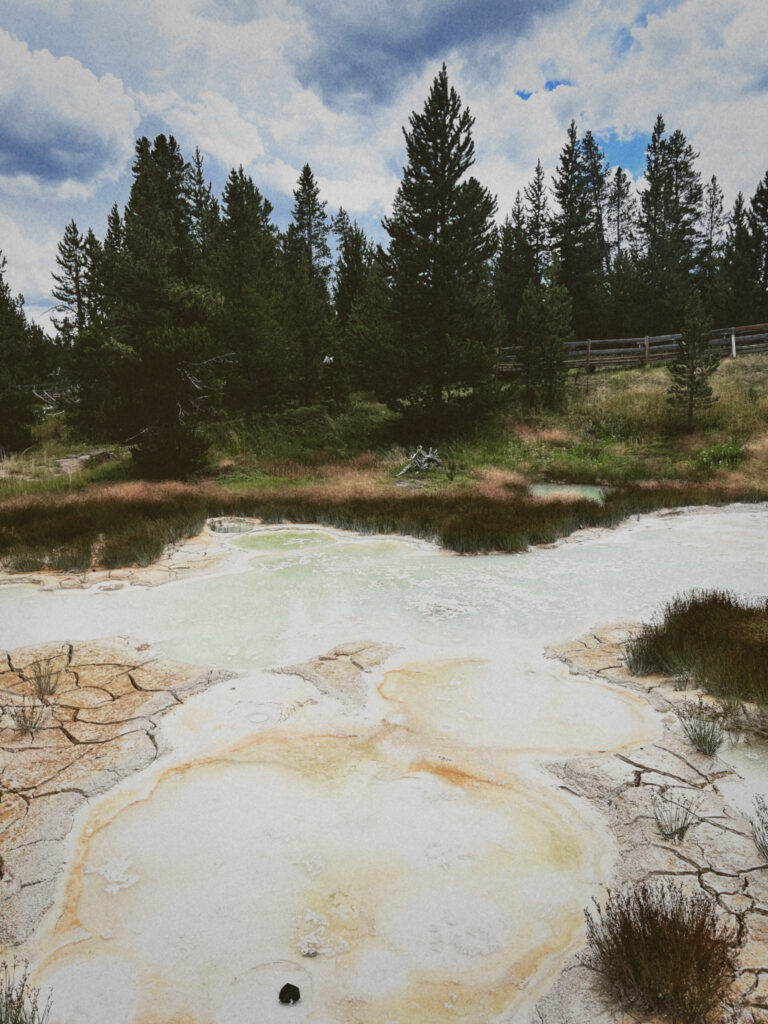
[536,626,768,1024]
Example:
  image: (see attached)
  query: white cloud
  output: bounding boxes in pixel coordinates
[138,90,266,170]
[0,0,766,310]
[0,29,140,198]
[0,210,58,304]
[460,0,768,214]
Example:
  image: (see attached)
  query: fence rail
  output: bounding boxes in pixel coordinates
[494,322,768,376]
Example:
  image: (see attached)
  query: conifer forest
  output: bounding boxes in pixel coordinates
[2,65,768,471]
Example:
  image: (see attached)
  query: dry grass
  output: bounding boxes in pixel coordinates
[4,697,49,737]
[584,879,738,1024]
[0,961,52,1024]
[0,476,765,571]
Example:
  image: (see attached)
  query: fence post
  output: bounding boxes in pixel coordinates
[730,327,737,359]
[586,338,591,375]
[644,336,650,366]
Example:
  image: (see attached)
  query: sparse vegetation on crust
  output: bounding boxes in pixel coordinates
[752,795,768,864]
[0,961,51,1024]
[584,879,738,1024]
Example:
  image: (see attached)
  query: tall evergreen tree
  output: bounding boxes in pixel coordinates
[0,252,51,451]
[333,213,372,329]
[383,63,498,413]
[748,170,768,320]
[698,175,726,319]
[606,166,638,262]
[214,165,288,412]
[284,164,333,404]
[523,159,550,283]
[286,164,331,284]
[604,166,643,335]
[515,266,573,410]
[550,122,604,337]
[581,130,611,273]
[667,291,718,430]
[188,147,220,282]
[51,220,86,347]
[720,193,758,324]
[345,251,399,400]
[70,135,218,472]
[494,193,534,351]
[639,115,703,332]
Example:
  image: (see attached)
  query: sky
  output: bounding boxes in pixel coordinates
[0,0,766,327]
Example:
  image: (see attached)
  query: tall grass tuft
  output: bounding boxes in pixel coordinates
[0,961,51,1024]
[5,698,49,738]
[626,589,768,706]
[676,699,725,756]
[652,789,701,842]
[27,659,61,701]
[584,880,738,1024]
[751,795,768,863]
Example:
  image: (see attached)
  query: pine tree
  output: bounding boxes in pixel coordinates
[333,214,372,329]
[51,220,86,346]
[0,252,51,451]
[383,63,498,413]
[639,115,703,332]
[748,170,768,320]
[70,135,218,472]
[214,165,289,412]
[604,166,642,335]
[81,229,104,328]
[345,254,399,400]
[524,160,550,283]
[720,193,758,323]
[581,130,611,273]
[284,164,333,404]
[515,265,573,410]
[550,122,604,337]
[667,291,719,430]
[188,147,220,281]
[698,175,726,319]
[287,164,331,284]
[494,193,534,351]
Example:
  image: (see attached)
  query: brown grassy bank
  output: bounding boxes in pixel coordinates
[0,477,765,572]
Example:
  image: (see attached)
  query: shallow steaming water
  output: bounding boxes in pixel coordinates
[1,504,766,1024]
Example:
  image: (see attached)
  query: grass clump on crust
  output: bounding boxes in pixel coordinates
[584,879,738,1024]
[626,588,768,706]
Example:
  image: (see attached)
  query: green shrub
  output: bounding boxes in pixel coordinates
[694,438,746,470]
[584,880,738,1024]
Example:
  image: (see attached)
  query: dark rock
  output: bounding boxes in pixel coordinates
[279,983,301,1005]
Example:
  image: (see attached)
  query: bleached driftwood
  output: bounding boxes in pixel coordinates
[396,445,442,476]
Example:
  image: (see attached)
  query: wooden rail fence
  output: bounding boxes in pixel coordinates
[495,322,768,377]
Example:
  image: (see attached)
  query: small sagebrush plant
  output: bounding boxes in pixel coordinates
[4,698,49,738]
[751,795,768,863]
[27,658,61,702]
[0,961,52,1024]
[652,789,701,843]
[584,880,738,1024]
[676,698,724,756]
